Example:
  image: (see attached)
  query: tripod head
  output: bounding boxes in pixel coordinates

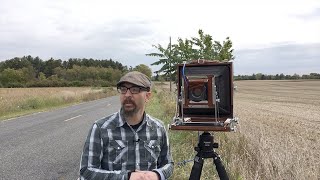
[195,132,218,154]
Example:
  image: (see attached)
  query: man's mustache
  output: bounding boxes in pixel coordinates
[123,98,136,106]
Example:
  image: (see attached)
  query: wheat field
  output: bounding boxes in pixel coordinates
[223,80,320,179]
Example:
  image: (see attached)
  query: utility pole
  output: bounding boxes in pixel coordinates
[169,36,172,92]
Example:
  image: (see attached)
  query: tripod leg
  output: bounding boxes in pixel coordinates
[213,153,229,180]
[189,156,204,180]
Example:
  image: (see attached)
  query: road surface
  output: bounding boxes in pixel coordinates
[0,96,120,180]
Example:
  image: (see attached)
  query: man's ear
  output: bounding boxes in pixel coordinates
[145,91,152,102]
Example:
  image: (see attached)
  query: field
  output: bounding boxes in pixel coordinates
[149,80,320,179]
[1,80,319,179]
[229,80,320,179]
[0,87,117,120]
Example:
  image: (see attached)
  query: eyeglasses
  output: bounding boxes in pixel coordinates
[117,86,149,94]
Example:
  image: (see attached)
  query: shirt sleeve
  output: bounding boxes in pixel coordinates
[79,123,128,180]
[152,126,174,180]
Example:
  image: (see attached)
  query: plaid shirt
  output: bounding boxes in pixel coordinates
[79,110,174,180]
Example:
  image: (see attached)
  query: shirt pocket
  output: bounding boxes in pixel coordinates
[107,140,128,164]
[143,140,161,163]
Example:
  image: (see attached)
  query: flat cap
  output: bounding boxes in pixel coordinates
[117,71,152,88]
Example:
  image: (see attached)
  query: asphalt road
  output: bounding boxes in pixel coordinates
[0,96,120,180]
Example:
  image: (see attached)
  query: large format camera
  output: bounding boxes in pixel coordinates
[170,60,238,132]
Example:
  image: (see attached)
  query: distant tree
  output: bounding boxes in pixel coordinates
[133,64,152,78]
[249,74,256,80]
[43,58,62,77]
[279,73,285,80]
[292,73,300,79]
[21,66,36,81]
[146,41,175,79]
[146,29,235,80]
[256,73,263,80]
[0,68,25,87]
[38,72,46,80]
[31,56,45,78]
[309,73,320,79]
[266,75,272,80]
[285,75,291,79]
[0,57,32,71]
[98,68,113,81]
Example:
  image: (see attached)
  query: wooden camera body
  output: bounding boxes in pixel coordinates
[170,60,238,132]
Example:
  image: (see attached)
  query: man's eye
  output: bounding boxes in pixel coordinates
[131,87,140,92]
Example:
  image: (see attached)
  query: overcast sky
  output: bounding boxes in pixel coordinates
[0,0,319,75]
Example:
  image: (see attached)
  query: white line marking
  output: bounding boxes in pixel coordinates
[64,115,82,122]
[1,112,42,122]
[107,104,111,106]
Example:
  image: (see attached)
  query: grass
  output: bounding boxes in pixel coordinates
[0,87,117,120]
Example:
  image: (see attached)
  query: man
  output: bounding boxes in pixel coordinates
[79,71,174,180]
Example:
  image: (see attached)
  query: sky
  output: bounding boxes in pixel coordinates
[0,0,319,75]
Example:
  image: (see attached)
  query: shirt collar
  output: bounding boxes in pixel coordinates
[118,109,152,128]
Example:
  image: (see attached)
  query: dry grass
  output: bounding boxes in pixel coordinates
[224,80,320,180]
[0,87,117,120]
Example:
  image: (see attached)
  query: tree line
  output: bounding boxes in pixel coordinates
[0,55,152,88]
[235,73,320,80]
[1,29,318,87]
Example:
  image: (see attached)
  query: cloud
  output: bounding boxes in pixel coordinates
[294,7,320,20]
[0,0,319,75]
[234,43,320,75]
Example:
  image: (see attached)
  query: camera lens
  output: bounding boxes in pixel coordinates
[192,88,203,98]
[190,85,207,102]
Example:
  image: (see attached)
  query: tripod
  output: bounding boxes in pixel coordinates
[189,132,229,180]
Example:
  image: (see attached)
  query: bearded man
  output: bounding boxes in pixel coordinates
[79,71,174,180]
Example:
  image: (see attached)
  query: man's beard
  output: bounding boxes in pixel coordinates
[122,98,139,117]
